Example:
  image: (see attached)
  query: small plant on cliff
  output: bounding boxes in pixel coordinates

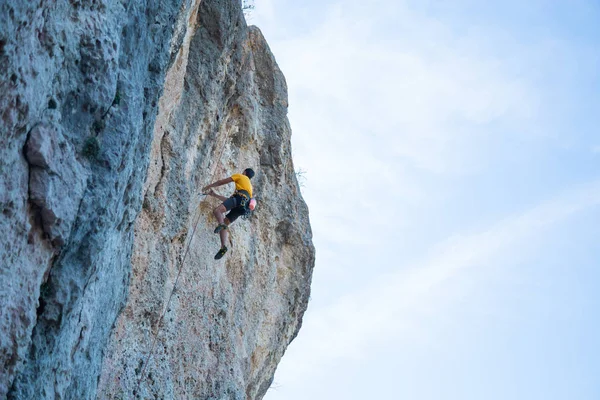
[242,0,255,17]
[295,168,307,188]
[82,136,100,160]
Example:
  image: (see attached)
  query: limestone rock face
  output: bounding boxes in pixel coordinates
[25,123,88,247]
[0,0,314,399]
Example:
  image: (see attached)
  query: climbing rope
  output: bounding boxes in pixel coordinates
[133,196,203,396]
[132,124,230,397]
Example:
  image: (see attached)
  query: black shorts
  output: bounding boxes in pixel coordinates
[223,195,247,223]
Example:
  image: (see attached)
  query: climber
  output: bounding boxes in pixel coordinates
[202,168,256,260]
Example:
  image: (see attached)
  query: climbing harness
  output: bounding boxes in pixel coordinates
[241,197,257,220]
[233,190,250,207]
[231,190,257,220]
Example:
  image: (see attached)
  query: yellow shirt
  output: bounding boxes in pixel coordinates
[231,173,253,198]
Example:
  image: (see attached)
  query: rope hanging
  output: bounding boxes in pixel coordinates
[133,125,230,397]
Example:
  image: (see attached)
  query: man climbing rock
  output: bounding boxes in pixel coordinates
[202,168,255,260]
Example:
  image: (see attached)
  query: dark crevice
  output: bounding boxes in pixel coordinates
[154,130,171,198]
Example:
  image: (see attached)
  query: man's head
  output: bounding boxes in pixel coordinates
[243,168,255,179]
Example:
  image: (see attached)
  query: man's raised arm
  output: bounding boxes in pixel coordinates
[202,177,233,192]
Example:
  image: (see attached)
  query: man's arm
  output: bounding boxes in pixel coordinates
[202,177,233,193]
[205,189,229,202]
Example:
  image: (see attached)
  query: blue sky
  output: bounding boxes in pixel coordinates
[250,1,600,399]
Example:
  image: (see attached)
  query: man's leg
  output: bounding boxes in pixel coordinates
[214,216,231,259]
[218,217,230,248]
[214,196,240,234]
[213,204,227,225]
[214,200,241,260]
[219,206,244,246]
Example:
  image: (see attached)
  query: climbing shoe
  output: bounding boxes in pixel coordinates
[214,246,228,260]
[214,224,228,234]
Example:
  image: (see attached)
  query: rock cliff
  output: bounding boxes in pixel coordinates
[0,0,314,399]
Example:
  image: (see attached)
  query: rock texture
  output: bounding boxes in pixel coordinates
[0,0,314,399]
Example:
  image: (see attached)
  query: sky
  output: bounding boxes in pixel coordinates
[249,1,600,399]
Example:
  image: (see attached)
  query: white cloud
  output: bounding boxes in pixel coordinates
[255,1,600,399]
[269,0,548,281]
[254,0,562,299]
[249,0,275,25]
[272,2,542,175]
[275,179,600,383]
